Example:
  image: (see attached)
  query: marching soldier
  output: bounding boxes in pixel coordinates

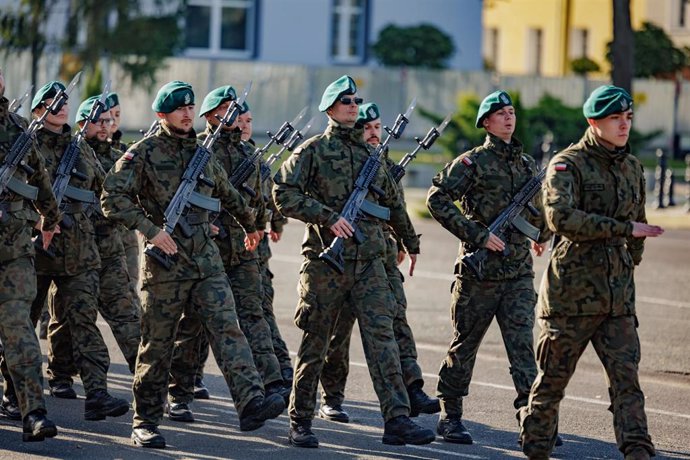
[426,91,552,444]
[319,102,439,423]
[519,86,663,460]
[101,81,284,448]
[273,75,435,448]
[0,68,59,442]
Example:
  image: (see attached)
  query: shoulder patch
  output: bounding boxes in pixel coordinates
[122,151,136,161]
[554,163,568,172]
[461,157,473,166]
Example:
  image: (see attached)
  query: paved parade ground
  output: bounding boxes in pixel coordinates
[0,199,688,459]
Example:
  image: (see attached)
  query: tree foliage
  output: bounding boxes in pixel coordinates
[371,24,455,69]
[570,57,601,75]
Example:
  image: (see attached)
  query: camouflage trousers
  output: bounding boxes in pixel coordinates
[31,270,110,395]
[135,272,264,428]
[290,257,409,422]
[519,314,655,458]
[320,261,423,407]
[170,258,282,400]
[122,229,141,311]
[437,275,537,419]
[47,255,141,377]
[0,257,47,417]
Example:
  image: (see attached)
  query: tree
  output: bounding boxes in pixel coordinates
[630,22,687,78]
[371,24,455,69]
[570,57,601,75]
[610,0,634,92]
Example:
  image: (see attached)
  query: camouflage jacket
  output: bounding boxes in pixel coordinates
[538,128,645,318]
[101,121,256,287]
[257,162,288,264]
[0,97,60,263]
[273,119,419,261]
[427,133,550,281]
[88,138,125,260]
[34,125,104,276]
[199,124,266,267]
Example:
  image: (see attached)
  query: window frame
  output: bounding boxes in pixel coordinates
[330,0,368,65]
[184,0,258,59]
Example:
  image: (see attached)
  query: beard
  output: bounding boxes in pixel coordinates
[166,121,193,136]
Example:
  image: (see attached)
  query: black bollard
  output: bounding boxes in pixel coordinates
[654,148,666,209]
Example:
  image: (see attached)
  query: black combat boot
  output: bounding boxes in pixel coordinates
[131,425,166,448]
[407,381,441,417]
[238,393,285,431]
[166,402,194,422]
[281,367,294,387]
[23,410,57,442]
[318,403,350,423]
[84,390,130,421]
[382,415,436,445]
[0,394,21,420]
[624,447,652,460]
[289,419,319,448]
[49,382,77,399]
[265,381,291,406]
[437,416,473,444]
[193,377,210,400]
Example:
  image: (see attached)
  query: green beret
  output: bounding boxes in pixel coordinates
[318,75,357,112]
[31,81,66,111]
[152,80,194,113]
[199,85,236,117]
[106,92,120,108]
[239,101,250,114]
[583,85,633,119]
[75,95,110,124]
[356,102,380,125]
[476,90,513,128]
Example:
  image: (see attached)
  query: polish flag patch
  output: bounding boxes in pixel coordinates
[461,157,473,166]
[122,151,135,161]
[554,163,568,172]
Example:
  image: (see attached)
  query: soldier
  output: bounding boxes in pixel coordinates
[273,75,435,448]
[519,86,663,460]
[319,103,439,423]
[0,68,59,442]
[28,80,130,421]
[101,81,285,448]
[426,90,552,445]
[166,87,290,423]
[45,96,141,378]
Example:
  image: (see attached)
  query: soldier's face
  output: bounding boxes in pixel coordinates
[35,98,69,131]
[205,100,237,131]
[483,106,515,142]
[110,106,121,134]
[85,113,114,142]
[238,111,253,141]
[363,119,382,146]
[327,93,361,126]
[161,104,195,135]
[588,109,633,148]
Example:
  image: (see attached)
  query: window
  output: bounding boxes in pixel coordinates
[680,0,689,28]
[569,28,589,59]
[526,28,543,75]
[331,0,367,64]
[483,28,500,70]
[185,0,256,58]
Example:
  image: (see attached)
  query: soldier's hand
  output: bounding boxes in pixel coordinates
[484,232,506,252]
[396,250,406,266]
[631,222,664,238]
[531,241,548,257]
[408,254,417,277]
[150,229,178,255]
[209,223,220,237]
[270,230,282,242]
[330,217,354,238]
[41,228,59,249]
[244,231,260,251]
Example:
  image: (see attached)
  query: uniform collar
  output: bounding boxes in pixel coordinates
[159,121,198,148]
[204,122,242,145]
[325,118,366,146]
[581,127,630,165]
[483,133,523,160]
[37,124,73,151]
[87,137,113,157]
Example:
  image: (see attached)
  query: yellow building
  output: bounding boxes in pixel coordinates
[482,0,688,77]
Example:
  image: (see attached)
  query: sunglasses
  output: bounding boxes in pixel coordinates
[338,96,363,105]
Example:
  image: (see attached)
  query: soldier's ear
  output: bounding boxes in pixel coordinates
[586,118,597,129]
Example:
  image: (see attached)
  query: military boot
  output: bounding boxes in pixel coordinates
[84,390,130,421]
[0,394,21,420]
[407,381,441,417]
[437,416,473,444]
[289,419,319,448]
[23,410,58,442]
[238,393,285,431]
[193,377,210,400]
[49,382,77,399]
[166,402,194,422]
[266,381,291,406]
[318,403,349,423]
[382,415,436,445]
[625,447,652,460]
[131,425,166,448]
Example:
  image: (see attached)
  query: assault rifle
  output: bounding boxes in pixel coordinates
[8,85,33,113]
[144,83,252,269]
[139,120,160,139]
[319,98,417,274]
[461,167,547,280]
[232,106,307,196]
[389,114,451,183]
[0,76,80,202]
[260,115,318,184]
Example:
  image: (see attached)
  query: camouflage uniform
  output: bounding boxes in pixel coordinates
[0,98,60,417]
[320,157,424,407]
[273,119,420,423]
[47,139,141,376]
[426,133,550,421]
[519,128,656,458]
[101,121,268,429]
[168,125,284,405]
[28,124,114,397]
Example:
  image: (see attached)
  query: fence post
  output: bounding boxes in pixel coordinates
[654,148,667,209]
